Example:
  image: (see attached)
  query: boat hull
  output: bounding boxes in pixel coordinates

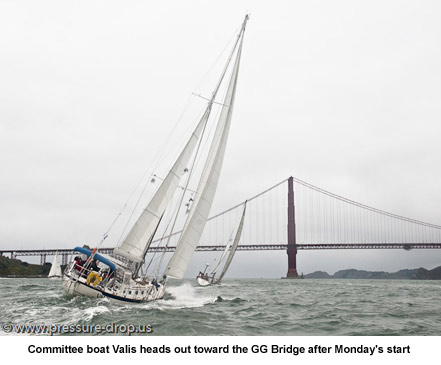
[197,276,211,286]
[196,273,219,286]
[62,272,166,304]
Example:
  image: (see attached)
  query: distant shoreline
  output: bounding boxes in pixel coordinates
[2,255,441,279]
[303,266,441,280]
[0,275,50,278]
[0,255,51,277]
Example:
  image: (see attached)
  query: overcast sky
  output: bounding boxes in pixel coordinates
[1,0,441,277]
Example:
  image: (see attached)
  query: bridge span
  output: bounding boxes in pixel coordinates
[2,243,441,266]
[2,177,441,275]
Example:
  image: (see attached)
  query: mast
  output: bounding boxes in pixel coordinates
[115,15,249,269]
[165,15,249,279]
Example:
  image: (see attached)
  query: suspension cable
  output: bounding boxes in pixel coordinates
[291,176,441,229]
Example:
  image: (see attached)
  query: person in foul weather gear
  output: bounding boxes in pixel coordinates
[90,259,100,272]
[74,256,84,271]
[151,278,161,289]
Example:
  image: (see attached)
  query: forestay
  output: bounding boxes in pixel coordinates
[165,28,246,279]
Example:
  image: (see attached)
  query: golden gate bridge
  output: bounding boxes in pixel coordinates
[2,176,441,276]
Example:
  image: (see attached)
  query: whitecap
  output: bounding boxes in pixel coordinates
[145,283,217,310]
[82,305,111,321]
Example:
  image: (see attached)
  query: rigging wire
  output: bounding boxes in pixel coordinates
[111,19,245,253]
[192,27,241,95]
[98,23,242,249]
[149,178,288,245]
[114,101,208,248]
[153,104,214,279]
[291,176,441,229]
[144,187,188,274]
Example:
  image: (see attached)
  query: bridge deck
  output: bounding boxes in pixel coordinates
[2,243,441,258]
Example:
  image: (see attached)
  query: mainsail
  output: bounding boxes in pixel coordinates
[165,18,247,279]
[48,252,62,278]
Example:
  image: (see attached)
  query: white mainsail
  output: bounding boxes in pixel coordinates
[217,202,247,281]
[165,23,246,279]
[48,252,62,278]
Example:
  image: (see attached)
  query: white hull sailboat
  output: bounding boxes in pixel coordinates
[196,276,212,286]
[48,251,62,279]
[62,246,166,303]
[196,263,212,286]
[196,201,246,286]
[62,15,249,304]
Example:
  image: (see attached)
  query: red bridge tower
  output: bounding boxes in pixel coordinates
[286,176,298,278]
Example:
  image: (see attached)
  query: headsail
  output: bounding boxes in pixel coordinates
[217,201,247,281]
[114,107,212,263]
[165,16,248,279]
[211,235,233,276]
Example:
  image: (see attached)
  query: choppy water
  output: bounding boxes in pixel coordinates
[1,278,440,336]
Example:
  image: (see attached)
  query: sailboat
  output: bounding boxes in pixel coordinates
[48,252,62,279]
[196,201,246,286]
[62,15,249,304]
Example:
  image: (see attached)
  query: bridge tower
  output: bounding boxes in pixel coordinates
[286,176,298,278]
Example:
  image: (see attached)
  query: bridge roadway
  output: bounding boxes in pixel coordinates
[2,242,441,263]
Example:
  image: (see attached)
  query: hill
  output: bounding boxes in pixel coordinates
[0,256,51,277]
[305,266,441,280]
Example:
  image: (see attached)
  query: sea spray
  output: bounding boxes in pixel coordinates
[161,282,217,309]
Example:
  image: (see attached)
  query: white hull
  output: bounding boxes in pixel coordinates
[196,273,218,286]
[62,264,166,304]
[197,277,211,286]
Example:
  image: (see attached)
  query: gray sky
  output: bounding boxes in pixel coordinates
[1,0,441,277]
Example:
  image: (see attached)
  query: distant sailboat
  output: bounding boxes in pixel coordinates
[62,15,250,303]
[197,201,247,286]
[48,252,62,279]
